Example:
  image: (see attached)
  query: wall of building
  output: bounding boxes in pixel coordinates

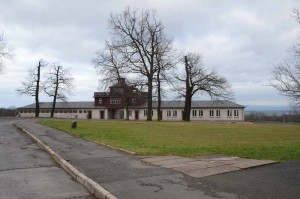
[189,108,244,121]
[19,109,98,119]
[19,107,244,122]
[127,108,244,121]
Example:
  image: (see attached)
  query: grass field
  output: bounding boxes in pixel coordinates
[39,120,300,161]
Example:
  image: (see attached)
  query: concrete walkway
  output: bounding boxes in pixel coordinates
[14,120,243,199]
[13,119,299,199]
[142,155,276,178]
[0,118,93,199]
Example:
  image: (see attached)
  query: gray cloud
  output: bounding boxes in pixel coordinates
[0,0,300,108]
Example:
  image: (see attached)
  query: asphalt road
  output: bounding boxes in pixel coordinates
[0,118,94,199]
[14,119,300,199]
[198,160,300,199]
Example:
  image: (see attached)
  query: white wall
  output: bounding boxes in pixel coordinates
[162,109,182,121]
[19,107,244,121]
[19,109,97,120]
[189,108,244,121]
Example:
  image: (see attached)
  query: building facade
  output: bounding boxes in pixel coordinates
[18,78,245,121]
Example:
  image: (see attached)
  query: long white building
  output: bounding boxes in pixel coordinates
[18,78,245,121]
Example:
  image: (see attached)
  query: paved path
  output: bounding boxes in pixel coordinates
[0,118,93,199]
[142,155,276,178]
[14,119,300,199]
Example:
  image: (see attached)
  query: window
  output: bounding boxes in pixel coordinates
[227,110,232,117]
[55,110,58,113]
[234,110,239,117]
[144,110,153,117]
[73,110,77,113]
[79,110,82,113]
[192,110,197,117]
[59,110,63,113]
[110,98,121,104]
[84,110,87,113]
[199,110,203,117]
[132,98,136,103]
[167,110,171,117]
[216,110,221,117]
[173,110,177,117]
[209,110,214,117]
[128,111,132,116]
[98,98,102,104]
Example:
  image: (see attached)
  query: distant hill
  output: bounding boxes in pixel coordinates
[245,105,290,111]
[244,105,295,116]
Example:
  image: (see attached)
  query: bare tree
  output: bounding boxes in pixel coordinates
[17,61,45,117]
[0,32,13,73]
[92,41,128,89]
[153,39,177,121]
[173,53,232,121]
[105,7,174,121]
[43,64,75,117]
[269,9,300,110]
[270,60,300,110]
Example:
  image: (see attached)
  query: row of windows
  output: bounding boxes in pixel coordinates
[192,110,239,117]
[192,110,203,117]
[21,109,240,118]
[144,110,153,116]
[110,98,121,104]
[20,109,90,114]
[99,98,136,104]
[167,110,177,117]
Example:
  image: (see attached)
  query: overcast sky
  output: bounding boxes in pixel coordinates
[1,0,300,110]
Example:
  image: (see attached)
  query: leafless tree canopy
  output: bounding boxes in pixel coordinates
[270,9,300,110]
[175,53,232,98]
[16,61,45,117]
[43,64,75,117]
[174,53,233,121]
[270,60,300,109]
[92,41,128,89]
[43,64,74,101]
[0,32,13,73]
[94,7,175,120]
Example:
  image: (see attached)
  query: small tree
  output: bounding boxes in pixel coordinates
[17,61,45,117]
[0,32,13,73]
[174,53,232,121]
[269,9,300,110]
[43,64,74,117]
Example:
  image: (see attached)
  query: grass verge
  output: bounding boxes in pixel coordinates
[39,120,300,161]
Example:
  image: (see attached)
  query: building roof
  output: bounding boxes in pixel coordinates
[19,100,244,109]
[18,101,101,109]
[130,100,244,109]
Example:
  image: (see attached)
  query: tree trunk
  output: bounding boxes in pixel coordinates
[157,71,162,121]
[35,61,41,117]
[51,66,60,117]
[183,56,191,121]
[125,97,129,120]
[183,91,192,121]
[147,77,153,121]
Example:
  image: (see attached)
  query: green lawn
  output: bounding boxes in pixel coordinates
[39,120,300,161]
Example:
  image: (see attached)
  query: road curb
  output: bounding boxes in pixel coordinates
[13,122,118,199]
